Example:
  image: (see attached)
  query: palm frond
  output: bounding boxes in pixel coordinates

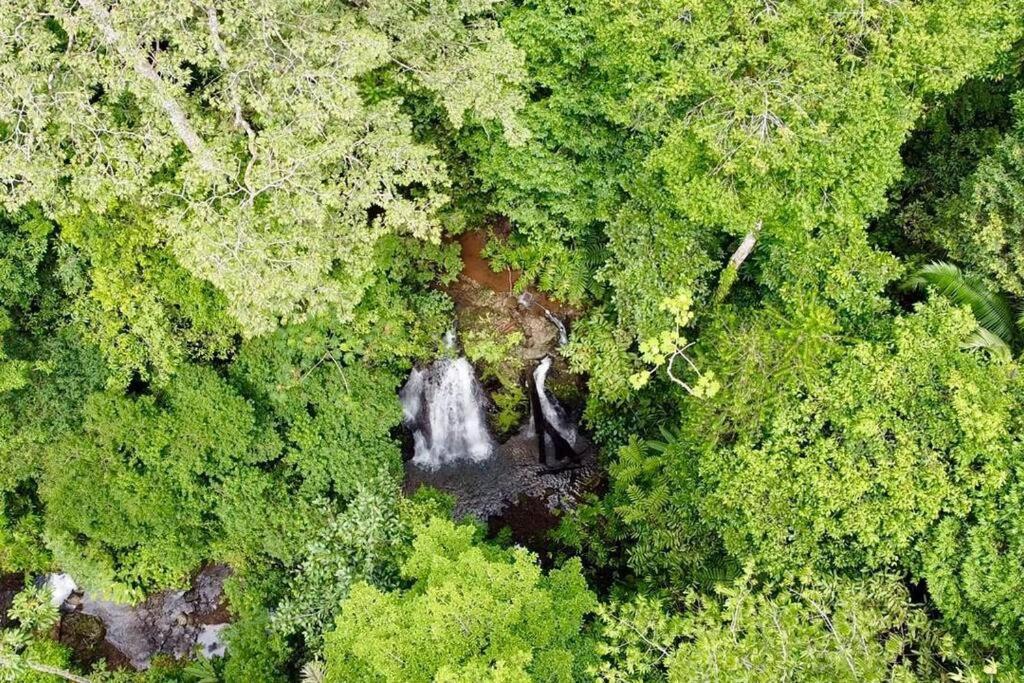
[646,426,681,454]
[905,261,1016,345]
[301,660,326,683]
[962,327,1013,362]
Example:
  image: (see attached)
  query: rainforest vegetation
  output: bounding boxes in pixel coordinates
[3,1,1024,681]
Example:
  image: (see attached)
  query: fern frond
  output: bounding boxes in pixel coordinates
[693,556,741,592]
[183,658,219,683]
[905,261,1016,344]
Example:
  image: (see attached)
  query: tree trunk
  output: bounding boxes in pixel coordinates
[727,220,762,271]
[714,219,762,302]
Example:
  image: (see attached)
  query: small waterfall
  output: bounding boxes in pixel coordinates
[46,573,78,607]
[543,310,569,346]
[532,356,578,448]
[442,327,457,349]
[400,356,494,469]
[517,292,569,346]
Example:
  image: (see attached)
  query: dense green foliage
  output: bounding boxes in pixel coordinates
[3,0,1024,681]
[323,518,596,682]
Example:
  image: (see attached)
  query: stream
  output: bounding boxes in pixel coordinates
[44,566,230,670]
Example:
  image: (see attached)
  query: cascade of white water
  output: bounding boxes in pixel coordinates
[517,292,569,346]
[532,356,578,447]
[543,309,569,346]
[45,573,78,607]
[400,355,494,469]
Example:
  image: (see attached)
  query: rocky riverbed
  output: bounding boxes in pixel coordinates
[403,225,602,545]
[48,565,231,670]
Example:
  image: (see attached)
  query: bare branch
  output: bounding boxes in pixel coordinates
[206,5,258,199]
[714,219,763,303]
[665,352,695,395]
[728,219,763,271]
[0,657,93,683]
[76,0,224,176]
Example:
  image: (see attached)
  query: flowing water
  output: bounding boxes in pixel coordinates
[533,356,578,448]
[46,573,78,607]
[42,566,230,669]
[543,310,569,346]
[400,356,494,470]
[518,292,569,347]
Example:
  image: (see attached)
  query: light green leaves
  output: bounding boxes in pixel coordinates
[324,517,597,682]
[703,299,1015,578]
[666,576,926,683]
[0,0,526,337]
[629,288,718,398]
[591,595,685,682]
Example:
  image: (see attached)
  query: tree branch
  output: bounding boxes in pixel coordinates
[76,0,224,176]
[28,661,93,683]
[206,5,258,200]
[665,349,696,395]
[714,219,763,302]
[0,656,93,683]
[728,219,762,271]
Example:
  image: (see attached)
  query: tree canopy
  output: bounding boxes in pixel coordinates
[3,0,1024,681]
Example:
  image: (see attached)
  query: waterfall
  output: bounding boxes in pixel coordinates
[46,573,78,607]
[400,356,494,469]
[543,310,569,346]
[532,356,578,448]
[517,292,569,346]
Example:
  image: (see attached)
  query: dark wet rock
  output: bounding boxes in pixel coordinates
[487,493,564,555]
[404,430,598,521]
[58,611,107,668]
[0,573,24,629]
